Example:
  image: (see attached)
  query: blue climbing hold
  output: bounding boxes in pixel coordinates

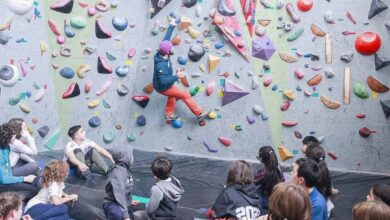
[112,16,128,31]
[59,67,75,79]
[234,30,242,37]
[260,112,269,121]
[296,85,302,91]
[177,56,187,65]
[136,115,146,126]
[272,84,278,91]
[171,118,183,128]
[88,116,101,128]
[115,65,130,77]
[215,42,224,49]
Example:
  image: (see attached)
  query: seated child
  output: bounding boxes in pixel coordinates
[24,160,75,220]
[103,148,135,220]
[366,184,390,206]
[206,160,264,220]
[134,156,184,220]
[255,146,285,210]
[0,192,32,220]
[353,201,390,220]
[64,125,114,179]
[8,118,39,177]
[0,123,39,202]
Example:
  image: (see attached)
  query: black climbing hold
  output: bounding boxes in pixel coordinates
[368,0,388,19]
[374,53,390,70]
[150,0,173,18]
[62,82,80,99]
[380,100,390,119]
[97,56,112,74]
[132,96,150,108]
[217,0,236,16]
[96,19,112,39]
[50,0,74,14]
[38,126,50,138]
[136,115,146,126]
[182,0,197,8]
[117,84,129,96]
[188,44,205,62]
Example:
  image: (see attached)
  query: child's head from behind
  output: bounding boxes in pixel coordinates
[42,160,69,188]
[258,146,278,166]
[151,156,172,180]
[7,118,25,140]
[67,125,85,141]
[301,136,319,154]
[226,160,253,186]
[353,201,390,220]
[367,184,390,206]
[291,158,319,188]
[0,192,23,220]
[0,123,15,148]
[305,142,325,162]
[268,182,311,220]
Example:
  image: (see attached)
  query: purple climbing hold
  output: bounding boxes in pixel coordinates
[247,115,256,124]
[222,81,249,106]
[203,141,218,153]
[252,35,276,61]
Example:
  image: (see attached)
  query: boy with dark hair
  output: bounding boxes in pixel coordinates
[367,184,390,206]
[64,125,114,179]
[301,136,319,154]
[134,156,184,220]
[292,158,328,220]
[103,148,135,220]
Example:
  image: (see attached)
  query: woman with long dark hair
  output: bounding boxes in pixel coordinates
[255,146,285,210]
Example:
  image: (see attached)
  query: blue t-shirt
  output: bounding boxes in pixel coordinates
[309,187,328,220]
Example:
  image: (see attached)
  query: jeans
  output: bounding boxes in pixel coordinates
[103,201,134,220]
[0,183,39,202]
[25,204,68,220]
[11,160,39,177]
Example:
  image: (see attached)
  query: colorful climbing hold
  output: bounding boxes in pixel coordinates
[203,141,218,153]
[218,136,232,146]
[136,115,146,126]
[171,118,183,128]
[132,96,150,108]
[103,131,116,143]
[287,27,304,42]
[355,32,381,56]
[112,16,128,31]
[297,0,313,12]
[59,67,75,79]
[367,75,389,93]
[62,82,80,99]
[278,146,294,161]
[88,116,101,128]
[359,127,376,138]
[353,82,369,99]
[70,16,86,29]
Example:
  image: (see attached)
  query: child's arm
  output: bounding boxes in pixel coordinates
[21,130,38,155]
[11,139,36,156]
[50,195,76,205]
[146,186,164,215]
[0,160,24,184]
[111,171,132,219]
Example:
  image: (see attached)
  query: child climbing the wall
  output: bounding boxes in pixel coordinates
[133,156,184,220]
[206,160,264,219]
[103,148,135,220]
[64,125,114,180]
[8,118,39,177]
[153,15,210,123]
[0,123,40,202]
[24,160,74,220]
[255,146,285,210]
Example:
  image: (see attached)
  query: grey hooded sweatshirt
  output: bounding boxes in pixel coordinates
[146,176,184,219]
[104,148,134,219]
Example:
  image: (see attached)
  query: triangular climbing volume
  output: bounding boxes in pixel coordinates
[222,81,249,106]
[150,0,173,18]
[212,0,250,62]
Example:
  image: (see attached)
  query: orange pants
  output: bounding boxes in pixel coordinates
[160,86,202,116]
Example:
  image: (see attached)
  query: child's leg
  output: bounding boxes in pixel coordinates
[103,201,129,220]
[11,161,39,176]
[160,86,202,116]
[69,149,90,179]
[166,96,176,116]
[133,210,149,220]
[25,204,68,220]
[86,148,112,175]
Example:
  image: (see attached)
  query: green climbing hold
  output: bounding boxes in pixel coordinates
[103,131,116,143]
[70,16,87,29]
[44,129,60,150]
[235,125,242,131]
[151,26,159,36]
[8,92,29,106]
[190,86,200,96]
[33,82,40,89]
[103,99,111,108]
[127,133,136,142]
[106,51,116,61]
[353,82,369,99]
[287,27,304,42]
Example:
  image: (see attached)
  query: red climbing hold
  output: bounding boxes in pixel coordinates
[281,121,298,127]
[328,151,338,160]
[297,0,313,12]
[355,32,381,55]
[62,82,80,99]
[356,114,366,119]
[218,136,232,147]
[359,127,376,138]
[132,96,150,108]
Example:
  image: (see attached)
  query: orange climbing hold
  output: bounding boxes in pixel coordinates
[278,146,294,161]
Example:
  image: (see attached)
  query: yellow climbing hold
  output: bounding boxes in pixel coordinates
[199,64,206,72]
[284,90,295,100]
[218,88,223,97]
[208,111,217,119]
[214,16,224,25]
[187,27,200,39]
[278,146,294,161]
[88,99,100,108]
[77,64,91,78]
[19,103,31,113]
[199,86,205,92]
[180,16,192,30]
[125,60,133,66]
[208,55,221,73]
[40,40,47,55]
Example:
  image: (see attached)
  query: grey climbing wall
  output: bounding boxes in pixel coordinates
[0,0,389,174]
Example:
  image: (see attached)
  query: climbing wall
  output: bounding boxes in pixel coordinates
[0,0,389,174]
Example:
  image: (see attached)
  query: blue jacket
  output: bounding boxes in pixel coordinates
[0,147,24,184]
[309,187,328,220]
[152,25,178,93]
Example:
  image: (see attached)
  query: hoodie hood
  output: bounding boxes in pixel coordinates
[156,176,184,202]
[112,147,133,171]
[235,184,261,203]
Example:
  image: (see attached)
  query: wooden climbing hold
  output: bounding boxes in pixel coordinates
[325,34,332,64]
[320,95,341,109]
[310,24,326,37]
[307,73,322,86]
[218,136,232,147]
[344,67,351,104]
[367,75,389,93]
[279,52,297,63]
[278,146,294,161]
[281,121,298,127]
[180,16,192,30]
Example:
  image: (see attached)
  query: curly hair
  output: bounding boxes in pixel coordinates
[0,123,15,148]
[8,118,24,140]
[42,160,69,188]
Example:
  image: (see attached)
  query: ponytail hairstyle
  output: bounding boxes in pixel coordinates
[258,146,283,197]
[305,143,333,200]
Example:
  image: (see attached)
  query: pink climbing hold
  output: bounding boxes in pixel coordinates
[128,48,136,58]
[280,101,291,111]
[48,19,61,36]
[88,7,96,16]
[85,81,92,93]
[18,60,27,77]
[218,136,232,147]
[96,76,115,96]
[294,69,304,79]
[359,127,376,138]
[206,80,216,96]
[281,121,298,127]
[286,3,301,23]
[57,35,65,44]
[263,75,272,87]
[356,114,366,119]
[346,11,357,24]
